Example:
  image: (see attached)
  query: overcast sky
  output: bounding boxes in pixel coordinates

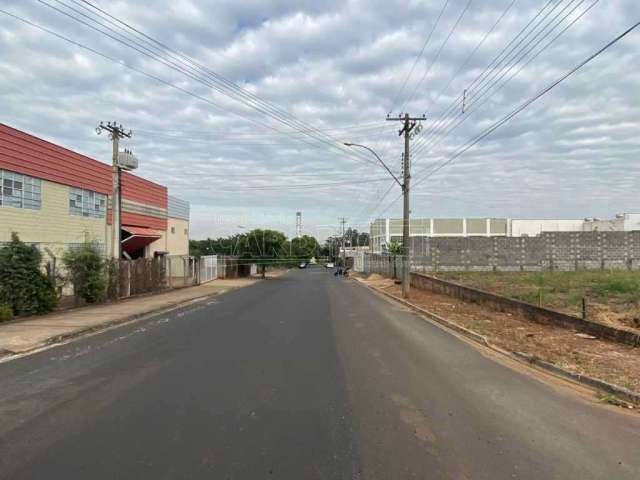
[1,0,638,240]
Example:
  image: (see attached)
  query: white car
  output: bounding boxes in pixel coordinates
[325,262,335,268]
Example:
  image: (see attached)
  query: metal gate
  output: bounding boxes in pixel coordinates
[199,255,218,283]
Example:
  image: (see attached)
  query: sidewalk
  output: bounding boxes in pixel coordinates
[0,278,257,358]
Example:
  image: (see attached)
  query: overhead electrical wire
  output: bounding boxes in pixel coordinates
[411,0,598,161]
[0,7,394,191]
[388,0,451,112]
[375,20,639,216]
[0,7,331,162]
[398,0,474,112]
[354,0,517,227]
[136,123,396,137]
[410,0,593,160]
[427,0,518,114]
[409,0,559,156]
[169,177,391,192]
[67,0,396,169]
[34,0,384,169]
[352,0,516,227]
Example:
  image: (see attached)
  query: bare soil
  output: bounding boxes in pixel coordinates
[357,275,640,394]
[433,271,640,333]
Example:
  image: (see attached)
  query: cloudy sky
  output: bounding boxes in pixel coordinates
[1,0,638,240]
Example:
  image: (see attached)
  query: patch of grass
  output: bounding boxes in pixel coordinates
[598,394,634,408]
[435,270,640,318]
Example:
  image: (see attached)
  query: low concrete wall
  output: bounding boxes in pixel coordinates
[410,273,640,347]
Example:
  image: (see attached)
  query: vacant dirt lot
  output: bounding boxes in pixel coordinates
[358,274,640,395]
[434,270,640,333]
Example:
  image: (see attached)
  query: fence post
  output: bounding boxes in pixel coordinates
[129,260,133,297]
[183,257,187,287]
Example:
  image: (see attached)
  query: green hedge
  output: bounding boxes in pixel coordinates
[63,243,107,304]
[0,304,12,322]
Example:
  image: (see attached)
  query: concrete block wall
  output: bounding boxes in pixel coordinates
[369,231,640,272]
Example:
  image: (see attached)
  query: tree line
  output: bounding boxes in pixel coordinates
[189,227,370,263]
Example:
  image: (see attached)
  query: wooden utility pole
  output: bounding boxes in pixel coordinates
[96,122,132,259]
[386,113,426,298]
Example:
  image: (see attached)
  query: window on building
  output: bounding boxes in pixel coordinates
[69,187,106,218]
[0,169,42,210]
[184,228,188,235]
[171,226,176,234]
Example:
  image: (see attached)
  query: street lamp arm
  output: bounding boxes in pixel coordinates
[344,143,402,188]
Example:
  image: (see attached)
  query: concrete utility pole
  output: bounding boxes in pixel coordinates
[96,122,132,259]
[339,217,347,268]
[386,113,426,298]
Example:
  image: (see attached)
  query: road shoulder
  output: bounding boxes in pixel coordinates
[353,275,640,409]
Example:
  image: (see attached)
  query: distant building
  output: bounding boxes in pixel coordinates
[370,218,509,253]
[370,214,640,253]
[0,123,189,260]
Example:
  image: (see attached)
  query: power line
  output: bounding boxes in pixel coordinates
[136,123,396,137]
[411,0,596,160]
[169,177,391,191]
[411,0,599,161]
[35,0,385,169]
[389,0,450,112]
[412,20,640,188]
[375,20,639,216]
[68,0,397,168]
[399,0,474,112]
[409,0,559,156]
[428,0,518,113]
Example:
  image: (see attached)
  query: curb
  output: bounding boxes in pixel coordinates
[0,293,219,362]
[355,279,640,406]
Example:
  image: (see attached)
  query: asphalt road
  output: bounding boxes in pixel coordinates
[0,268,638,479]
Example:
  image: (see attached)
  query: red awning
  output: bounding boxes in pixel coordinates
[121,225,161,253]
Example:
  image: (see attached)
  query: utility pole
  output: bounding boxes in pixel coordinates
[387,113,426,298]
[96,122,132,259]
[339,217,347,269]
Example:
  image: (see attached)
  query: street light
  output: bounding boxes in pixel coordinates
[344,142,410,298]
[343,143,402,188]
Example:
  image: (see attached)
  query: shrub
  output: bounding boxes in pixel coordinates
[0,304,12,322]
[63,242,107,304]
[0,233,58,315]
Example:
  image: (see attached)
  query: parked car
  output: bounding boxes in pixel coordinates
[298,262,307,269]
[325,262,335,268]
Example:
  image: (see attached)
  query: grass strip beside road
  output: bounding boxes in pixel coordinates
[434,270,640,332]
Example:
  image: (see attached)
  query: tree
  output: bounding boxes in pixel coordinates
[237,229,288,278]
[191,230,322,275]
[344,228,370,247]
[291,235,320,260]
[321,236,341,261]
[0,233,57,316]
[388,241,402,279]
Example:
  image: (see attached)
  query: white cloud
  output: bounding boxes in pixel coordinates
[0,0,638,240]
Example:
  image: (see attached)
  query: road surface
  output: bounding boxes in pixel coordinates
[0,268,638,479]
